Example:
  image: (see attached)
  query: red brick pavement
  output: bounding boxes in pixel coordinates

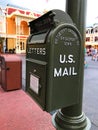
[0,87,55,130]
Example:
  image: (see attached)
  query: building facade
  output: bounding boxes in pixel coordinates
[0,4,42,53]
[0,6,6,53]
[85,23,98,50]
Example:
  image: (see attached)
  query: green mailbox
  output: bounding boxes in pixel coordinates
[26,9,82,112]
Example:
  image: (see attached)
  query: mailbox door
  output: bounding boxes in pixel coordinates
[46,24,82,112]
[26,60,47,109]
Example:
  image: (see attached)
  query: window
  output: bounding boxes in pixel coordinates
[86,37,90,42]
[95,36,98,42]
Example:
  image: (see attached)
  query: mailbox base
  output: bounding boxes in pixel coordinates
[52,109,91,130]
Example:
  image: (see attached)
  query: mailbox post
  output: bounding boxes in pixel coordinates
[52,0,91,130]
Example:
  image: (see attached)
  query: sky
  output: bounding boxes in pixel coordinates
[10,0,66,12]
[86,0,98,26]
[0,0,98,26]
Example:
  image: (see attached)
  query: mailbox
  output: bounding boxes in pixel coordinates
[26,9,82,112]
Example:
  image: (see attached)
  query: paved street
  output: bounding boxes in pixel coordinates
[83,56,98,130]
[19,54,98,130]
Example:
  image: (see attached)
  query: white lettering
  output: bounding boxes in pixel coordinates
[59,54,75,64]
[72,67,77,75]
[54,67,77,77]
[42,48,46,55]
[60,54,66,63]
[27,47,46,55]
[62,68,68,76]
[68,55,74,63]
[54,68,62,77]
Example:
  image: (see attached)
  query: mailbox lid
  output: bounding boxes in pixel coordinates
[46,24,82,112]
[29,9,73,34]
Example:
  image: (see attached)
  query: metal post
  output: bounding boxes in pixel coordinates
[52,0,91,129]
[66,0,86,37]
